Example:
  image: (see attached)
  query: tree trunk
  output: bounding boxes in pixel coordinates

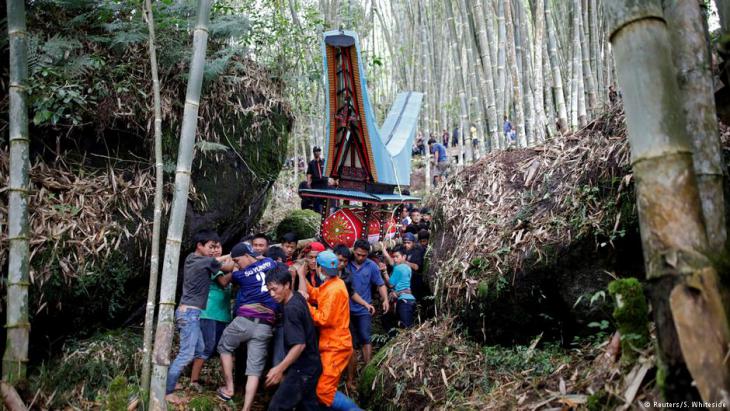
[573,0,587,128]
[3,0,31,385]
[140,0,165,394]
[664,0,727,253]
[533,0,547,142]
[504,0,526,146]
[496,0,507,121]
[446,0,469,166]
[472,0,500,151]
[607,0,730,403]
[149,0,213,409]
[579,0,597,116]
[545,0,568,132]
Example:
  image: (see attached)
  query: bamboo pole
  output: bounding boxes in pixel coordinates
[472,0,499,151]
[503,0,526,147]
[3,0,31,385]
[545,0,568,132]
[664,0,727,253]
[149,0,213,409]
[445,0,469,166]
[140,0,165,393]
[607,0,730,403]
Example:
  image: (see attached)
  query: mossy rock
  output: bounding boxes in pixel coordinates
[608,278,649,365]
[275,209,321,241]
[358,342,393,408]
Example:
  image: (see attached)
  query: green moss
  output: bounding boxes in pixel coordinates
[608,278,649,365]
[188,393,231,410]
[586,390,616,411]
[275,209,321,240]
[359,343,392,405]
[98,375,140,411]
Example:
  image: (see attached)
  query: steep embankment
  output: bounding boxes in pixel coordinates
[359,109,667,410]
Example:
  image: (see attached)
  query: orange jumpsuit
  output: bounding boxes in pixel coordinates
[306,277,353,406]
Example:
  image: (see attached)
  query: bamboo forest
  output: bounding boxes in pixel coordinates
[2,0,730,409]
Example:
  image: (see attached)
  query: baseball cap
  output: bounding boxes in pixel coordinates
[316,250,339,276]
[313,146,322,153]
[230,242,260,258]
[403,233,416,242]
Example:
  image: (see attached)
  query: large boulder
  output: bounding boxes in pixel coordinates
[426,109,642,345]
[0,1,293,356]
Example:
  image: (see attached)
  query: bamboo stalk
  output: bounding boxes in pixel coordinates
[545,0,568,132]
[503,0,526,146]
[3,0,31,385]
[664,0,727,253]
[148,0,213,409]
[140,0,165,394]
[607,0,730,403]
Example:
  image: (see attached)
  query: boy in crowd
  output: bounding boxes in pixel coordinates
[297,251,362,411]
[405,208,427,235]
[165,229,234,404]
[189,241,232,392]
[280,232,298,266]
[420,207,432,229]
[417,229,430,249]
[402,232,427,300]
[295,241,326,287]
[251,233,270,256]
[265,266,322,411]
[266,246,287,266]
[381,246,416,328]
[347,240,389,388]
[216,243,278,411]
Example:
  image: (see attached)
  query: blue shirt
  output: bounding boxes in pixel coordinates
[233,258,279,320]
[348,258,384,316]
[430,143,447,163]
[503,120,512,133]
[389,264,415,301]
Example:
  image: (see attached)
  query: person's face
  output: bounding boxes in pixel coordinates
[233,254,255,269]
[410,211,421,223]
[197,240,220,257]
[337,254,349,271]
[307,250,320,270]
[419,239,428,248]
[314,150,321,159]
[423,213,431,222]
[210,242,222,258]
[401,208,408,218]
[268,281,291,304]
[353,248,368,265]
[252,238,268,254]
[283,242,296,257]
[393,251,406,265]
[404,240,414,251]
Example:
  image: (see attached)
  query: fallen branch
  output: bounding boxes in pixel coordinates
[1,381,27,411]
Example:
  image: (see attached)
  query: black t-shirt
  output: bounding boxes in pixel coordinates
[282,292,321,376]
[306,159,327,188]
[180,253,221,309]
[405,245,425,274]
[405,222,428,235]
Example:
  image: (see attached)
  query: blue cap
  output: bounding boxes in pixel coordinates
[230,242,260,258]
[403,233,416,242]
[316,250,339,276]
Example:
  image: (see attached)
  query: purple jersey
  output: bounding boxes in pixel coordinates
[233,258,279,322]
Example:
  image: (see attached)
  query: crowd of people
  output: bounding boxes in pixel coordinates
[164,210,433,410]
